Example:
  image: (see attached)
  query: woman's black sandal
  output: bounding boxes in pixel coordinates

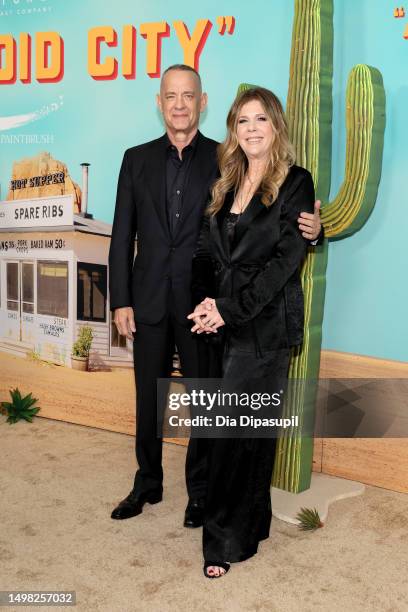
[203,561,230,579]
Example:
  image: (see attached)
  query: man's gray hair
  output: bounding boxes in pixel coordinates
[161,64,202,89]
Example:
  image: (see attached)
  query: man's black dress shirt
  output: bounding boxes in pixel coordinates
[165,131,199,236]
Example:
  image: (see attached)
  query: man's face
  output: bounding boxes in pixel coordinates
[157,69,207,134]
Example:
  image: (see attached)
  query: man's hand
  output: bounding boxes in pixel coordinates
[187,298,225,334]
[298,200,321,240]
[114,306,136,340]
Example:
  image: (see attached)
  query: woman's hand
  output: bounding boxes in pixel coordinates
[187,298,225,334]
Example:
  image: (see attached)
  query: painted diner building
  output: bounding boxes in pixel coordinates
[0,194,133,369]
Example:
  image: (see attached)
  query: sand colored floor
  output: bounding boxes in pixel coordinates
[1,415,407,612]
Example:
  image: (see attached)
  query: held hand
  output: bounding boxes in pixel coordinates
[114,306,136,340]
[187,304,214,333]
[298,200,321,240]
[187,299,214,329]
[187,298,225,334]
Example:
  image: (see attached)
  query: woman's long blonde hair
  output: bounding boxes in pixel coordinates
[208,87,296,215]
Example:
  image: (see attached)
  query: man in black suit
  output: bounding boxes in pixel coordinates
[108,64,322,526]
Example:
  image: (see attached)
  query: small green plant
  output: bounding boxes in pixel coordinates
[72,325,93,358]
[296,507,324,531]
[0,388,41,424]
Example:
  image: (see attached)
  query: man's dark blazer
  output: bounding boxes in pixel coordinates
[108,131,219,324]
[192,165,315,351]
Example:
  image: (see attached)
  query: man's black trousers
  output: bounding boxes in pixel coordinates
[132,312,217,499]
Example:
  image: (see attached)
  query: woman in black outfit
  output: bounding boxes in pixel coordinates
[188,86,315,578]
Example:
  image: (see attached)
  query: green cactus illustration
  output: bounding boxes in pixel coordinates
[239,0,385,492]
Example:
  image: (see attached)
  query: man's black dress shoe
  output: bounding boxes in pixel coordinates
[111,489,162,520]
[183,498,205,528]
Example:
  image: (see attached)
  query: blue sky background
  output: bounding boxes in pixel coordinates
[1,0,407,361]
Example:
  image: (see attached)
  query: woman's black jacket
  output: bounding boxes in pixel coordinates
[191,165,316,353]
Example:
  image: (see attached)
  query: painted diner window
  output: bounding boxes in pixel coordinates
[37,261,69,318]
[6,262,19,311]
[77,262,107,322]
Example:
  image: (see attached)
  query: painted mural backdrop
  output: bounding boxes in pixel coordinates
[1,0,407,486]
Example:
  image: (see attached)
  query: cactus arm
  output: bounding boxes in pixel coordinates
[321,65,386,237]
